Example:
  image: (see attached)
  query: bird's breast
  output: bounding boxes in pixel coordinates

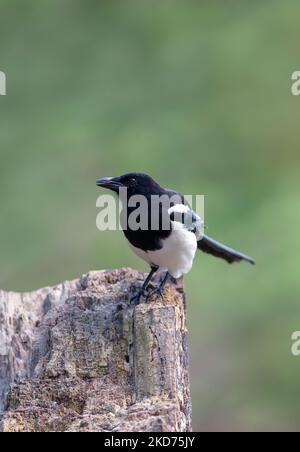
[128,226,197,279]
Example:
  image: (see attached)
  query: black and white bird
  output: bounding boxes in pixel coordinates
[96,173,255,303]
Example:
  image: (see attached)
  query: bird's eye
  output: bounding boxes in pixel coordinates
[129,178,137,187]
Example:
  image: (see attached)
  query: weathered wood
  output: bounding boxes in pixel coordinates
[0,268,192,432]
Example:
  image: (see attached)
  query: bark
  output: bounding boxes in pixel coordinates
[0,268,192,432]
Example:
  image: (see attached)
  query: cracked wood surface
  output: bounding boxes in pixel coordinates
[0,268,192,432]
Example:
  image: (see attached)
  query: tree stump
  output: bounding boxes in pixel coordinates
[0,268,192,432]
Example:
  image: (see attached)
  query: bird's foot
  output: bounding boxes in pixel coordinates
[146,285,166,301]
[146,272,177,301]
[130,288,147,305]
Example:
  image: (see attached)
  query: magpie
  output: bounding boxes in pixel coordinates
[96,173,255,304]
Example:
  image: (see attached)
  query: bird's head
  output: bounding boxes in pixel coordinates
[96,172,161,197]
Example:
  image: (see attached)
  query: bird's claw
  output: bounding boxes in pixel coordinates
[130,288,147,305]
[146,285,165,301]
[130,285,165,305]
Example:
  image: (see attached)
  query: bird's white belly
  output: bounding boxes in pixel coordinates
[129,228,197,279]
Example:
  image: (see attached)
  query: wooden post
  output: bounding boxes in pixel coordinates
[0,268,192,432]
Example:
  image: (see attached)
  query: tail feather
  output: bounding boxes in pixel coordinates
[197,235,255,265]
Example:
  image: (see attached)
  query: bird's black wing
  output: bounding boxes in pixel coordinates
[197,235,255,265]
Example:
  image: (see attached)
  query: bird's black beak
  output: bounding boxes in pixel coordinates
[96,176,123,192]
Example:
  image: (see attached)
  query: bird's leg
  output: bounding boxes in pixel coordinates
[147,271,170,300]
[130,266,158,305]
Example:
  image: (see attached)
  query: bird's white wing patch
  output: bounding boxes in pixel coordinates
[168,204,204,240]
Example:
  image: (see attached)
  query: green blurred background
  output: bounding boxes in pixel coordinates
[1,0,300,432]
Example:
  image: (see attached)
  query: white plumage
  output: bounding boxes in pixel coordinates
[129,204,200,279]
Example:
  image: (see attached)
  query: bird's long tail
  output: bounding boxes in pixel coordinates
[197,235,255,265]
